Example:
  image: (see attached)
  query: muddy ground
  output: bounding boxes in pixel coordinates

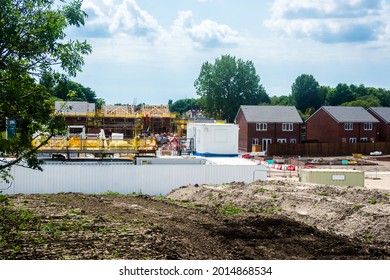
[1,175,389,260]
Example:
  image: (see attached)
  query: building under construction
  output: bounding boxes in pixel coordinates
[55,101,176,138]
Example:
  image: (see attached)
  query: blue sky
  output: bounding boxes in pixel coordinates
[68,0,390,105]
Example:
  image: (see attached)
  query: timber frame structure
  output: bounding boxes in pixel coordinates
[56,102,176,138]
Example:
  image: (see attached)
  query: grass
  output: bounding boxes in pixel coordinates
[369,198,377,205]
[102,190,121,195]
[258,187,265,194]
[319,191,329,196]
[363,233,374,243]
[353,204,362,211]
[153,195,165,201]
[218,204,243,216]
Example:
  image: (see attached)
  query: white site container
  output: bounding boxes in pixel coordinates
[187,123,239,157]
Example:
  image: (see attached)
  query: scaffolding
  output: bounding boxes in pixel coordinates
[54,101,177,138]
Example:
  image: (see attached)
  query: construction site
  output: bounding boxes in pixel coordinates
[33,101,189,159]
[2,101,390,261]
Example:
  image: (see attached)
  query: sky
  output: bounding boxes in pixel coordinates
[67,0,390,105]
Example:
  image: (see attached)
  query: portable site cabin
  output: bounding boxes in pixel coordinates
[186,123,239,157]
[300,169,365,187]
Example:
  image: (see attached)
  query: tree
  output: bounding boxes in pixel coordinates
[170,98,200,115]
[270,95,293,106]
[342,96,381,109]
[194,55,270,123]
[291,74,323,113]
[53,79,97,103]
[326,83,355,106]
[0,0,91,180]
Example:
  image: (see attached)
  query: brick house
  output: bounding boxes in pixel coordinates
[306,106,379,143]
[367,107,390,142]
[234,105,303,152]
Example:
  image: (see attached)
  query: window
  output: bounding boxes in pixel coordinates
[290,138,297,144]
[252,138,259,145]
[349,138,357,143]
[360,138,368,142]
[282,123,293,131]
[256,123,267,131]
[364,123,372,130]
[344,123,353,130]
[277,139,287,143]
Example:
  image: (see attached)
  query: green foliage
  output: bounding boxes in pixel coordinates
[258,187,265,194]
[0,199,36,256]
[218,204,243,215]
[153,195,165,201]
[341,95,381,109]
[291,74,323,113]
[169,98,200,115]
[194,55,270,122]
[353,204,362,211]
[323,83,390,108]
[102,190,121,195]
[288,78,390,118]
[50,79,99,104]
[369,198,377,205]
[363,232,374,243]
[0,193,10,206]
[327,83,354,106]
[0,0,91,179]
[270,95,293,106]
[319,191,329,196]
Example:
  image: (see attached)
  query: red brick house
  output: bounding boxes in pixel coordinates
[367,107,390,142]
[306,106,379,143]
[234,105,303,152]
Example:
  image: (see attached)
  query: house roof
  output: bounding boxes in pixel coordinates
[319,106,379,123]
[368,107,390,123]
[236,105,303,123]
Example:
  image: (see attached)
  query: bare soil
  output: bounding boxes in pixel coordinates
[1,177,389,260]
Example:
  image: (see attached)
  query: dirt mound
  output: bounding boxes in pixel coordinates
[1,179,389,260]
[167,180,390,245]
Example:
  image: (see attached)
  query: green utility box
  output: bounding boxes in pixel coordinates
[300,169,364,187]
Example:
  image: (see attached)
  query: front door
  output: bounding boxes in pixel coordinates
[262,139,272,152]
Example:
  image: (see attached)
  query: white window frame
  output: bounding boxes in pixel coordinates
[256,123,267,131]
[282,123,293,131]
[364,123,372,130]
[360,137,368,142]
[277,139,287,143]
[349,138,357,143]
[252,138,259,145]
[344,123,353,130]
[290,138,297,144]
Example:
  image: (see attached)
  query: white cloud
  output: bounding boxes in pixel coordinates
[82,0,161,39]
[80,1,239,49]
[171,10,239,48]
[265,0,388,43]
